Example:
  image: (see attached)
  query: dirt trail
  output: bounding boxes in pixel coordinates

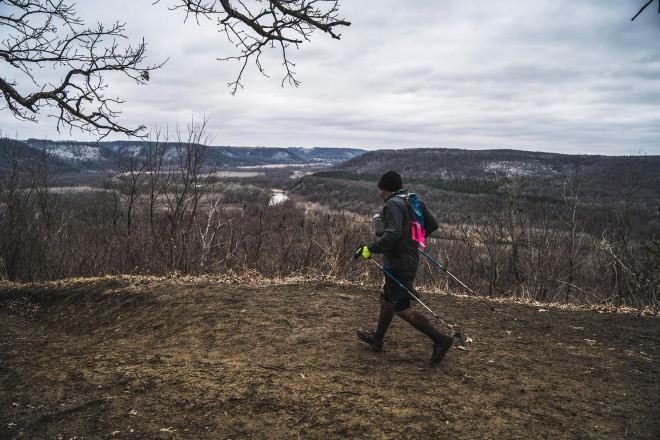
[1,276,659,439]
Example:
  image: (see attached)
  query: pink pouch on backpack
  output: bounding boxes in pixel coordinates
[412,222,425,250]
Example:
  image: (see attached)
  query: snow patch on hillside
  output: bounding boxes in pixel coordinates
[46,144,101,161]
[273,151,291,160]
[483,161,554,178]
[116,146,141,157]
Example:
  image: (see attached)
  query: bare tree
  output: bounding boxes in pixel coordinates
[0,136,34,280]
[159,117,217,271]
[0,134,74,281]
[560,161,585,303]
[0,0,164,138]
[109,144,148,271]
[462,213,506,298]
[600,155,659,307]
[166,0,350,94]
[2,0,349,135]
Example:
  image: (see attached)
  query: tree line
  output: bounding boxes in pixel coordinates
[0,130,367,284]
[295,167,659,310]
[1,133,658,310]
[313,170,501,195]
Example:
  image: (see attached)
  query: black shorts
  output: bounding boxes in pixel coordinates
[380,270,416,312]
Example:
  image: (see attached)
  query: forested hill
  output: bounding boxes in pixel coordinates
[0,138,365,174]
[317,148,660,201]
[330,148,658,181]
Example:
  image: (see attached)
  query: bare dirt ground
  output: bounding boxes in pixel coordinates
[1,276,658,439]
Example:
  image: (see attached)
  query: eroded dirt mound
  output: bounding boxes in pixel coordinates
[1,277,659,439]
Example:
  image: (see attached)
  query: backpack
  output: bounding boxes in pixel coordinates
[396,191,426,250]
[373,191,426,250]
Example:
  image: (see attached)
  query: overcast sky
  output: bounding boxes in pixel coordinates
[2,0,659,155]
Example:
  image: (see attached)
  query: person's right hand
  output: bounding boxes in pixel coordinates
[354,245,371,260]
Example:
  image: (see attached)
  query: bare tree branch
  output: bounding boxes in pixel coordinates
[1,0,165,138]
[2,0,349,134]
[164,0,350,94]
[632,0,658,21]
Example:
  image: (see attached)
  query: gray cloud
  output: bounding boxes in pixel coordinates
[2,0,658,155]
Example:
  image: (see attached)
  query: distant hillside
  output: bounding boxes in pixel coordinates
[288,147,366,164]
[334,148,657,180]
[0,138,366,174]
[322,148,660,202]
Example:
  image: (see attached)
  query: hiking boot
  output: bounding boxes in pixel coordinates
[357,329,383,352]
[430,334,454,364]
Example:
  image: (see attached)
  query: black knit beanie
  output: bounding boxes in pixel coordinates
[378,170,403,192]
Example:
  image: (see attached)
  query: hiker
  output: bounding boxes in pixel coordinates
[355,170,454,363]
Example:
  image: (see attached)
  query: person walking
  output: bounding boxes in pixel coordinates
[355,170,454,363]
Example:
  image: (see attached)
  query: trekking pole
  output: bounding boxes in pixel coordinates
[361,256,462,340]
[419,248,495,311]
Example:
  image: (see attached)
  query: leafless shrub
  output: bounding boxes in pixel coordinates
[1,138,657,310]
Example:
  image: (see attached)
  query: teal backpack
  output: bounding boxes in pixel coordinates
[399,192,426,250]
